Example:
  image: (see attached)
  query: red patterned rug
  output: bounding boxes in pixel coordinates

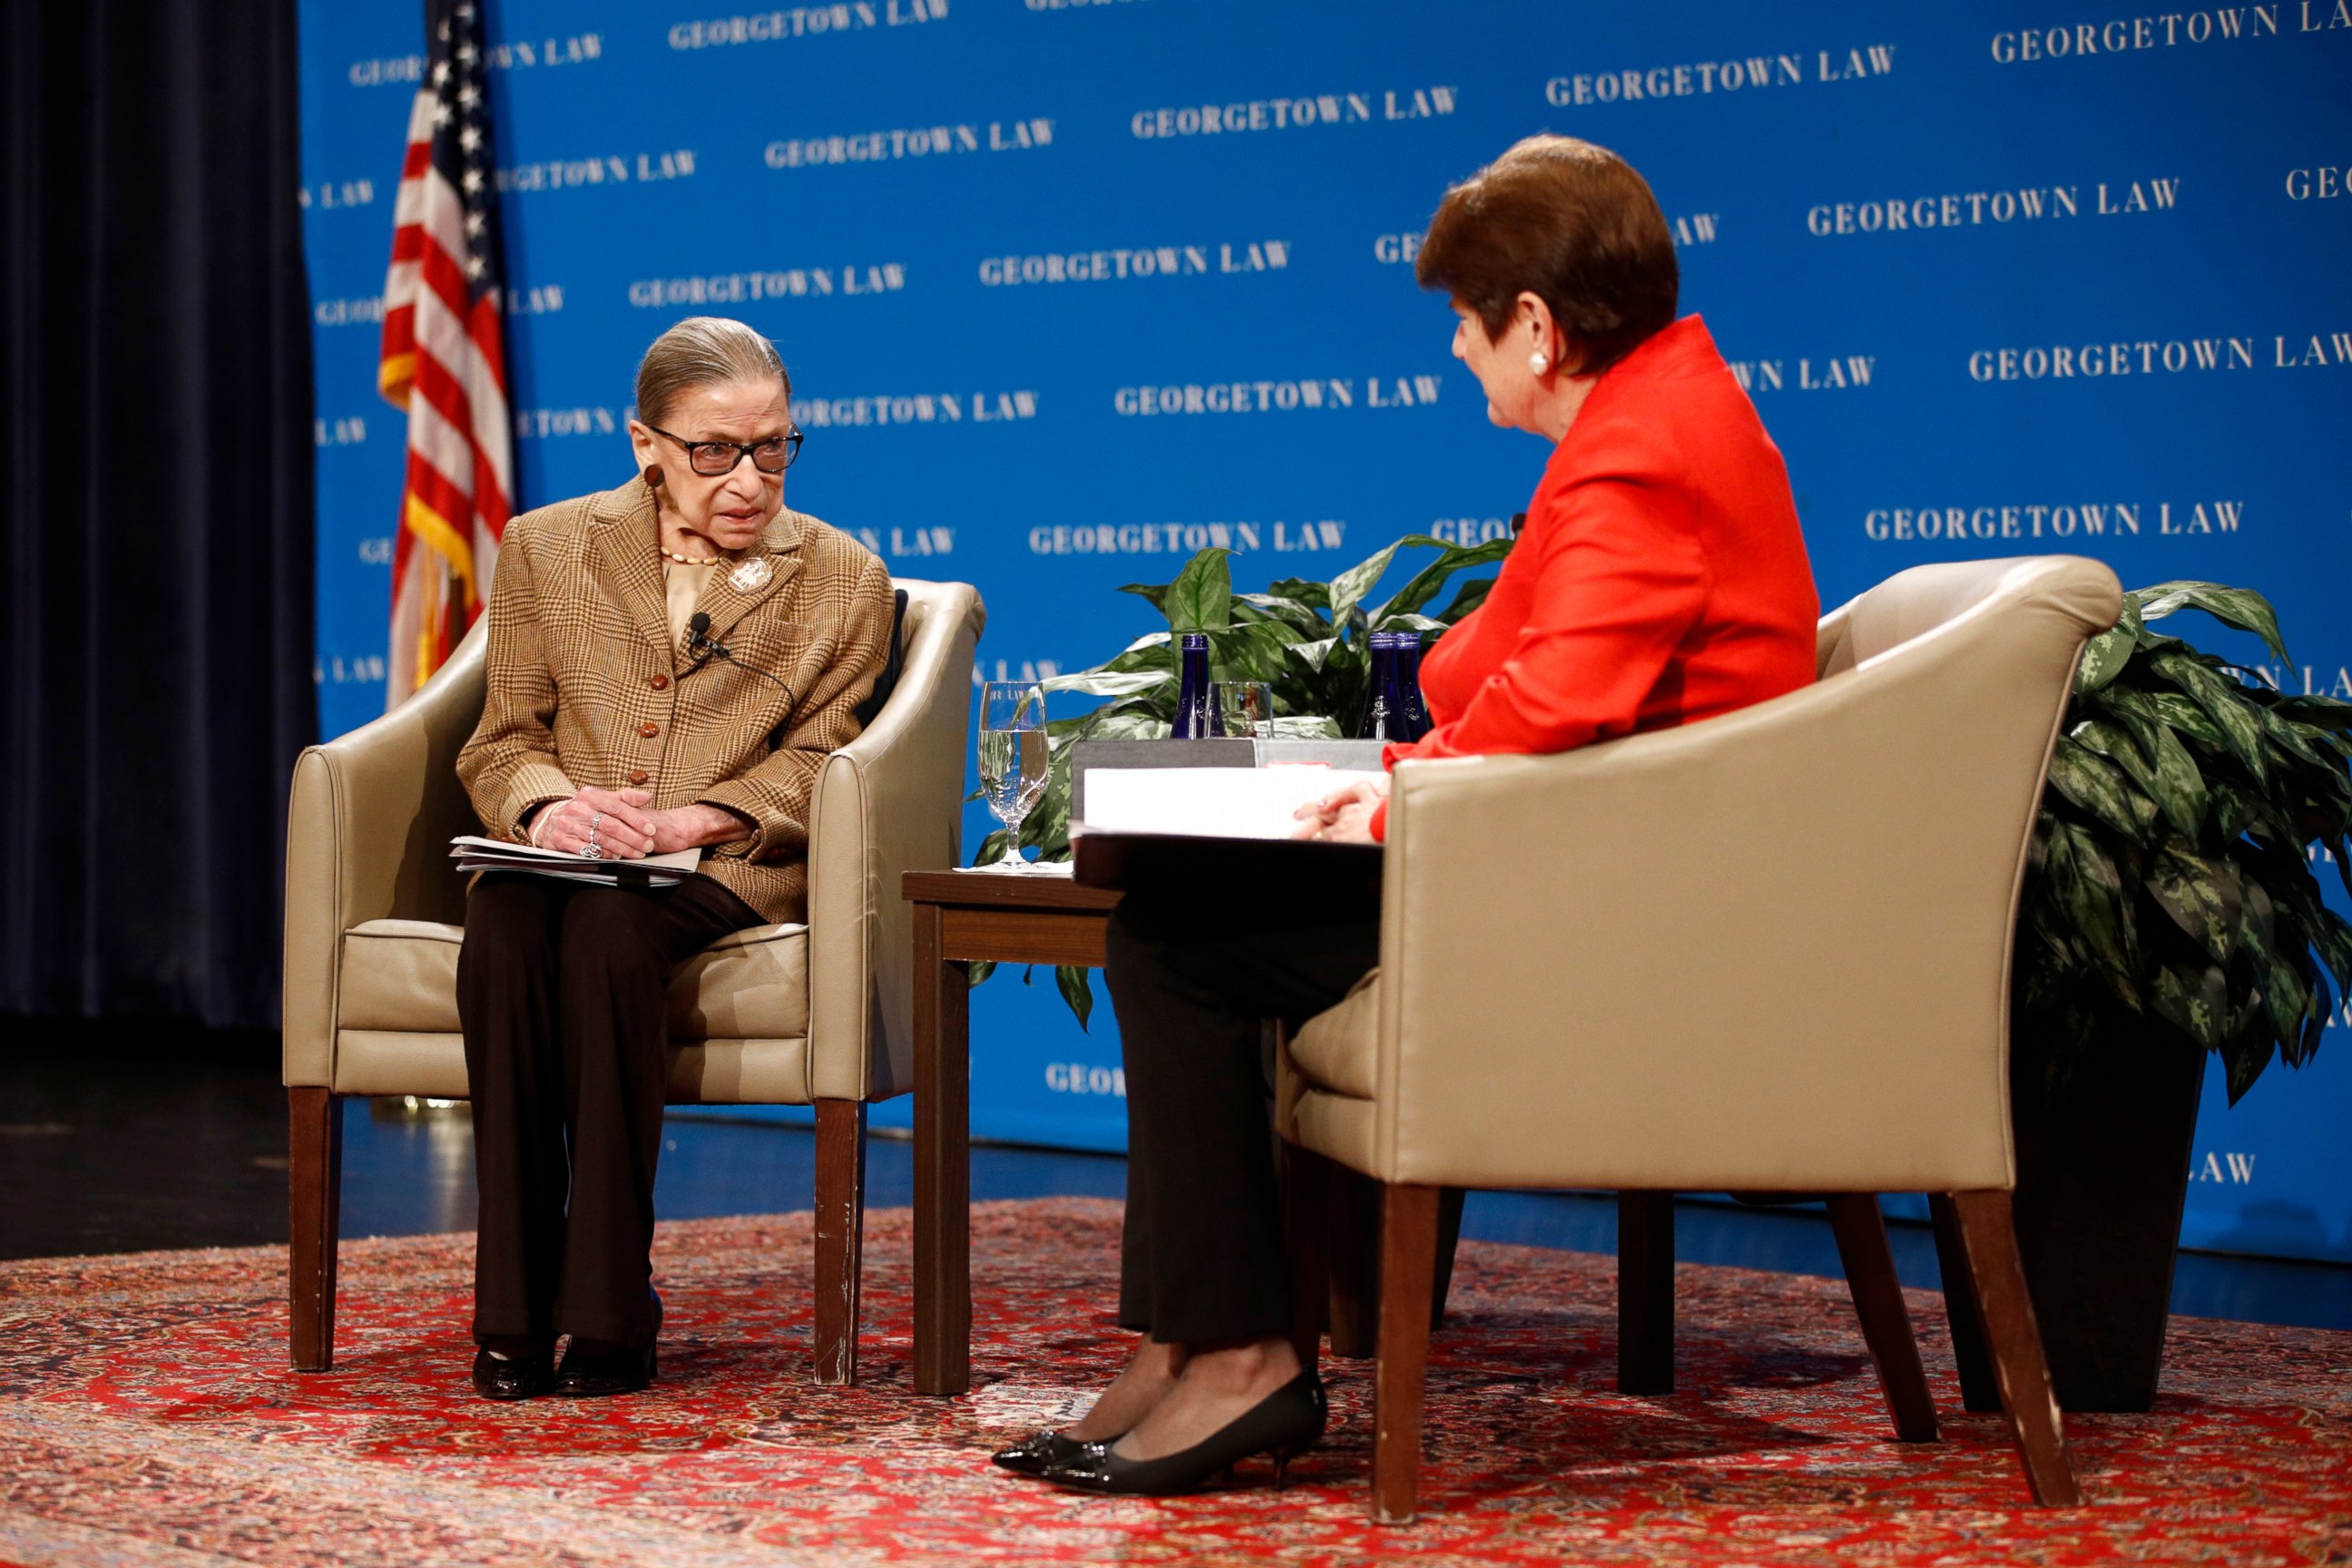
[1,1199,2346,1566]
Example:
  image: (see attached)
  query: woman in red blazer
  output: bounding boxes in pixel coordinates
[1003,137,1820,1496]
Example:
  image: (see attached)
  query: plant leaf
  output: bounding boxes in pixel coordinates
[2076,713,2204,838]
[2147,650,2269,784]
[2134,582,2294,667]
[2251,700,2338,776]
[2269,694,2352,732]
[2221,1033,2275,1104]
[2208,777,2298,847]
[2151,961,2230,1052]
[2143,691,2230,754]
[1204,622,1296,682]
[1432,575,1497,624]
[1116,580,1172,614]
[2146,844,2242,965]
[966,959,997,988]
[2291,971,2330,1068]
[1233,593,1326,632]
[2076,606,2142,692]
[1265,576,1332,612]
[2046,734,2155,842]
[1040,670,1173,699]
[1054,965,1093,1031]
[1326,542,1405,629]
[2315,904,2352,995]
[1097,634,1175,677]
[1368,536,1514,623]
[1286,637,1338,675]
[2246,929,2310,1068]
[1163,548,1233,632]
[1266,713,1343,739]
[2043,819,2140,1004]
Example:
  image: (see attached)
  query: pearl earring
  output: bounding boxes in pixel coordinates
[1528,351,1550,376]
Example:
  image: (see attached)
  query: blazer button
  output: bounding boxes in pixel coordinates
[650,673,671,691]
[628,769,650,786]
[639,721,660,739]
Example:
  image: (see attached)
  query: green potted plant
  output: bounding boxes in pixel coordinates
[2007,582,2352,1410]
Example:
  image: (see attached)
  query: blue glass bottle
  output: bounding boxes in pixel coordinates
[1396,632,1429,740]
[1171,632,1214,738]
[1358,632,1403,740]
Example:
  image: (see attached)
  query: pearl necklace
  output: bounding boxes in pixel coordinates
[660,544,725,566]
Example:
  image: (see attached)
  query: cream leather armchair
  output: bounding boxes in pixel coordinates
[282,578,984,1384]
[1281,555,2122,1521]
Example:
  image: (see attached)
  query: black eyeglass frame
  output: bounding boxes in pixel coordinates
[645,423,804,475]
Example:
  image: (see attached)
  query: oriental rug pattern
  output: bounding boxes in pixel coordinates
[1,1199,2346,1567]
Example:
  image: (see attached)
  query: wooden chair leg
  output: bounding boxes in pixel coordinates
[1616,1190,1675,1395]
[1826,1194,1939,1442]
[811,1099,868,1386]
[288,1087,344,1372]
[1373,1182,1442,1524]
[1328,1164,1382,1359]
[1947,1190,2082,1506]
[1329,1172,1465,1358]
[1930,1191,2002,1413]
[912,909,972,1396]
[1431,1187,1466,1328]
[1283,1143,1334,1366]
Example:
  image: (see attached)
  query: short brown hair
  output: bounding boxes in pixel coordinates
[1415,136,1679,376]
[633,317,791,427]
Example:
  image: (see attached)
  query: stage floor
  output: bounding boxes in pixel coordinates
[2,1017,2347,1330]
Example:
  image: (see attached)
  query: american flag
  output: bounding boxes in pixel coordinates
[377,0,514,706]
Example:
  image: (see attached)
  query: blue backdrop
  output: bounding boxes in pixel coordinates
[297,1,2352,1263]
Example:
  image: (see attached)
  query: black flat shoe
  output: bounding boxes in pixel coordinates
[992,1430,1110,1475]
[554,1287,662,1397]
[471,1346,555,1401]
[553,1339,657,1397]
[1043,1368,1327,1495]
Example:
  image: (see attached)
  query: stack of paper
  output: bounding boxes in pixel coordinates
[450,836,703,887]
[1073,767,1387,841]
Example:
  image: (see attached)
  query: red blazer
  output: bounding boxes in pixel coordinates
[1374,316,1818,838]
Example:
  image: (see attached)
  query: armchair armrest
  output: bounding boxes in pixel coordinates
[806,580,985,1102]
[281,622,488,1087]
[1366,566,2112,1192]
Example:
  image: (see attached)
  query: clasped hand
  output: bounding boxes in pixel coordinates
[530,786,745,859]
[1289,778,1388,844]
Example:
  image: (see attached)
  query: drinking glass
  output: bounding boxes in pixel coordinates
[1210,681,1275,739]
[976,681,1049,872]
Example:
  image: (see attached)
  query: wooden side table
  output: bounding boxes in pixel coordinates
[904,868,1122,1396]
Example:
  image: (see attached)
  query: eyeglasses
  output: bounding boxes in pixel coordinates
[646,423,803,476]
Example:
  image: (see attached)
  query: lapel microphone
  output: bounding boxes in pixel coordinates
[686,612,790,692]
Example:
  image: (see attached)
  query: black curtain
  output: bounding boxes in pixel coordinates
[1,0,316,1028]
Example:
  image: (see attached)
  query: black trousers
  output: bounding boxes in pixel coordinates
[456,871,760,1349]
[1103,886,1382,1345]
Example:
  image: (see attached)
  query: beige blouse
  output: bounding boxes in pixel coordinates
[662,559,720,656]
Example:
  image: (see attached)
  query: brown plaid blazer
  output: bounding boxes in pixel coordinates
[456,475,895,925]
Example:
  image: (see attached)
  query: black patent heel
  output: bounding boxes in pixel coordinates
[993,1430,1108,1475]
[1040,1368,1328,1496]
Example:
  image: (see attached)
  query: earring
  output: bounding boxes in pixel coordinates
[1528,351,1550,376]
[642,465,665,488]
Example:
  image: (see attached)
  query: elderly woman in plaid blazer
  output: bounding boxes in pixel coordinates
[453,317,894,1401]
